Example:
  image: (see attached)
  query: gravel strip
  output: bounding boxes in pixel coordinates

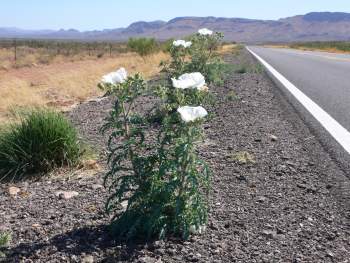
[1,50,349,262]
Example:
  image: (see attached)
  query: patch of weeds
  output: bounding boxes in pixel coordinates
[249,63,264,74]
[231,44,244,55]
[0,231,11,258]
[226,90,239,102]
[232,151,255,165]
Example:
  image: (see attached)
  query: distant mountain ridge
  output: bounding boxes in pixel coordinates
[1,12,350,42]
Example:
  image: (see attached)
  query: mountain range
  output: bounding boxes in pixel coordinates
[1,12,350,43]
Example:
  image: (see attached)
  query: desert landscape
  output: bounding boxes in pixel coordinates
[1,2,350,263]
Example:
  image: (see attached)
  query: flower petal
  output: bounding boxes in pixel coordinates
[173,40,192,48]
[198,28,213,36]
[101,67,128,84]
[177,106,208,123]
[172,72,206,90]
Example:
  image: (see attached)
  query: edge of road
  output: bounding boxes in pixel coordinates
[246,46,350,177]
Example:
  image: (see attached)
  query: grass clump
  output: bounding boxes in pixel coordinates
[0,109,82,181]
[227,90,239,101]
[0,231,11,258]
[232,151,255,165]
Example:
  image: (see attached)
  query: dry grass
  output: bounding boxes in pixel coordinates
[218,44,237,55]
[0,51,169,122]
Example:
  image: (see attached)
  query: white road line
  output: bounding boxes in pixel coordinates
[246,47,350,155]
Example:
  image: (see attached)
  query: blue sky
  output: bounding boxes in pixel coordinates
[2,0,350,30]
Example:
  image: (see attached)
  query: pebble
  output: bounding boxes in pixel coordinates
[55,191,79,200]
[8,186,21,196]
[91,184,103,190]
[269,134,278,141]
[262,229,278,239]
[81,255,94,263]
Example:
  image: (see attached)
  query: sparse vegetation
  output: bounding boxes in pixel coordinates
[0,39,128,69]
[232,151,255,165]
[0,48,168,123]
[0,109,82,181]
[127,37,159,58]
[0,231,11,258]
[289,41,350,53]
[227,90,238,101]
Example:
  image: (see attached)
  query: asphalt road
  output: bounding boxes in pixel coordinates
[248,47,350,132]
[247,46,350,170]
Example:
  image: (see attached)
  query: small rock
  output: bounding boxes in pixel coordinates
[55,191,79,200]
[269,134,278,141]
[8,186,21,196]
[81,255,94,263]
[91,184,103,190]
[236,174,247,181]
[32,223,41,228]
[326,250,334,258]
[262,229,277,239]
[257,196,267,203]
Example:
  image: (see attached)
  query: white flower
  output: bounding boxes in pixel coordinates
[173,40,192,48]
[198,28,213,36]
[177,106,208,123]
[172,72,206,90]
[101,67,128,84]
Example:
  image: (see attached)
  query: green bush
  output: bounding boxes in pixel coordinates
[127,37,158,58]
[0,109,82,181]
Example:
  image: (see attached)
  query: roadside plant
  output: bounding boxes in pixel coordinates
[0,109,82,181]
[161,29,224,84]
[154,107,211,239]
[187,29,224,82]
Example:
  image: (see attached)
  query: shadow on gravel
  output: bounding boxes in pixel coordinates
[8,225,156,261]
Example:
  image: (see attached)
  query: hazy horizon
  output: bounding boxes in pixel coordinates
[1,0,350,31]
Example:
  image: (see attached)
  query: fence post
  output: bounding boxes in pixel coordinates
[14,39,17,63]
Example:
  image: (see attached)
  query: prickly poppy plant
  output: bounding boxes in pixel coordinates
[100,29,223,241]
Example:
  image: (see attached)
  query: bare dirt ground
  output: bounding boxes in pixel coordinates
[1,50,349,262]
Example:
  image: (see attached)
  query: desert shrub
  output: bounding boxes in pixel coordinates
[127,37,158,58]
[161,38,175,53]
[0,109,82,181]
